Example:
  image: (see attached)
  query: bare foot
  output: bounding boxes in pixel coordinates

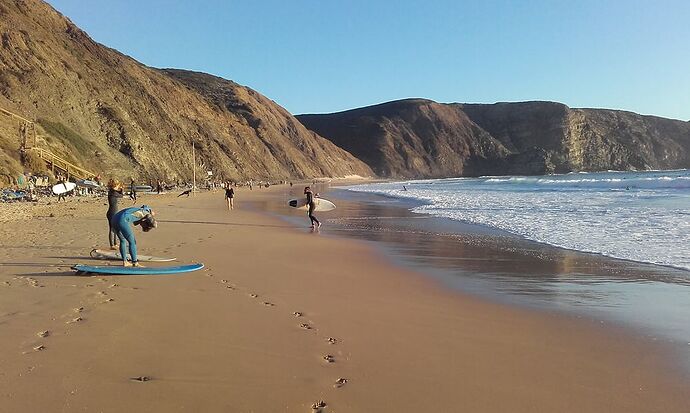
[133,262,144,268]
[123,261,133,267]
[110,245,119,250]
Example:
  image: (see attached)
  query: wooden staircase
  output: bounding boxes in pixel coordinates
[1,106,96,180]
[29,147,96,180]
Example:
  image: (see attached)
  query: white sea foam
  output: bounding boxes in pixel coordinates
[345,170,690,271]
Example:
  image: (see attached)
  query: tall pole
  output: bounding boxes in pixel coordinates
[192,140,196,196]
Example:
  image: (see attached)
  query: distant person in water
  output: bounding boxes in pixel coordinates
[106,179,124,250]
[129,179,137,202]
[225,182,234,210]
[402,185,407,191]
[111,205,157,267]
[178,189,192,197]
[304,186,320,229]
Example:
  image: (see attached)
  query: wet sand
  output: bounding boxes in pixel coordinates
[1,186,688,412]
[272,186,690,349]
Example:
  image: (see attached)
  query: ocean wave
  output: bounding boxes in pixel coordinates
[345,170,690,271]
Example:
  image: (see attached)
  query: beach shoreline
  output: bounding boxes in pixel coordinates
[1,186,688,412]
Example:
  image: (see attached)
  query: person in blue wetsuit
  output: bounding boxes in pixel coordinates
[111,205,157,267]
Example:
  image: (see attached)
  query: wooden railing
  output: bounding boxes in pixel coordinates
[29,147,95,180]
[0,107,36,148]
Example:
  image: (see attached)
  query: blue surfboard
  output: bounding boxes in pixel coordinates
[72,263,204,275]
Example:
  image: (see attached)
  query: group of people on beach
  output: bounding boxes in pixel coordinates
[103,178,321,267]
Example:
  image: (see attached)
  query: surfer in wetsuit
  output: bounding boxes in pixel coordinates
[304,186,320,229]
[106,179,124,250]
[129,179,137,202]
[111,205,157,267]
[56,177,68,202]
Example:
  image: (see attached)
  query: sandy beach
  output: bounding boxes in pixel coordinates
[1,186,689,412]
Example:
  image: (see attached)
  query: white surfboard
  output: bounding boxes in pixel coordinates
[52,182,77,195]
[288,197,337,212]
[90,249,176,262]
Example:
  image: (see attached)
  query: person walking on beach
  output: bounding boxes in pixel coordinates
[304,186,320,229]
[56,177,68,202]
[106,179,124,250]
[111,205,157,267]
[225,182,234,210]
[129,179,137,202]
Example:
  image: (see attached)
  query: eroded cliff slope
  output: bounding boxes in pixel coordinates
[298,100,690,177]
[0,0,372,181]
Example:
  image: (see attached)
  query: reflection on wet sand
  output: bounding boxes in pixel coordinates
[264,185,690,345]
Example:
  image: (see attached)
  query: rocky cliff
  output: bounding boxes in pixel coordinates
[298,100,690,177]
[296,99,510,178]
[0,0,372,182]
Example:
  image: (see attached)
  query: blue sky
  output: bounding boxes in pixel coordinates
[47,0,690,120]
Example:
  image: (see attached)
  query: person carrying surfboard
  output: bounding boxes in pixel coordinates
[111,205,157,267]
[56,177,68,202]
[304,186,321,229]
[106,179,124,250]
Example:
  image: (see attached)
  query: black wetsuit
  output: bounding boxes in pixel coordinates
[129,181,137,201]
[306,191,320,227]
[107,188,123,247]
[225,187,234,199]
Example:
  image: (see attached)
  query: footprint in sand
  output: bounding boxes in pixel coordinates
[103,298,115,303]
[326,337,338,345]
[73,307,84,313]
[334,378,348,388]
[293,311,303,317]
[130,376,153,382]
[33,345,46,352]
[300,323,312,330]
[37,331,50,338]
[322,355,335,363]
[66,317,83,324]
[262,301,275,307]
[311,400,327,412]
[249,293,258,298]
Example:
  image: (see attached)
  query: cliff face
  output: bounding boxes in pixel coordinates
[0,0,372,181]
[297,99,510,178]
[459,102,690,173]
[298,100,690,177]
